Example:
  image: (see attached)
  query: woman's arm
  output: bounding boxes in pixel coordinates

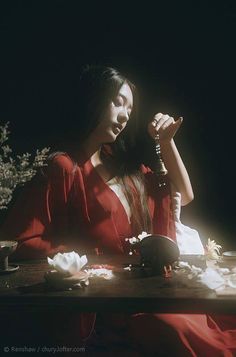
[148,113,194,206]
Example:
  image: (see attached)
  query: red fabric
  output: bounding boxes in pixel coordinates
[1,152,176,344]
[2,153,176,259]
[2,153,236,355]
[127,313,236,356]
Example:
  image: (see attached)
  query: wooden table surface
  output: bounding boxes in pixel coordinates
[0,255,236,314]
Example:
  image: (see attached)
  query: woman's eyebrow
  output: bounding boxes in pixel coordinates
[119,93,133,109]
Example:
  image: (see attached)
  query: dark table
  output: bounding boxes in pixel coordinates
[0,255,236,314]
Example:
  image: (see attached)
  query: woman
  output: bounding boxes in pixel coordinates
[3,65,192,259]
[2,65,236,356]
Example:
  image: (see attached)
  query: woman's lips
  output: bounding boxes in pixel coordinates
[113,123,122,134]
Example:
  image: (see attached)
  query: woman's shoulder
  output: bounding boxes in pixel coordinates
[47,152,76,175]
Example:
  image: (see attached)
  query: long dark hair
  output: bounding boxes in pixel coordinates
[54,65,152,233]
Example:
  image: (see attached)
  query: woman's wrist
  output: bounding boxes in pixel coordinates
[159,138,175,150]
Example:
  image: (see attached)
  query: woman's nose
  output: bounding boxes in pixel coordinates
[118,109,129,124]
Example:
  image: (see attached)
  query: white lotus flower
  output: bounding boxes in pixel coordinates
[47,251,88,275]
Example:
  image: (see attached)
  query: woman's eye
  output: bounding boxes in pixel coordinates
[113,97,123,107]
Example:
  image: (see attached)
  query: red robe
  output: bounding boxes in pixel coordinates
[2,153,236,355]
[3,153,176,259]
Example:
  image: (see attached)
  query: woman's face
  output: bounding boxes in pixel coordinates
[92,82,133,143]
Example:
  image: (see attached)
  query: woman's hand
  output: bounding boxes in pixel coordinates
[147,112,194,205]
[147,113,183,143]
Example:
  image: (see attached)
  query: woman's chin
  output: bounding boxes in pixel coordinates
[104,138,117,144]
[103,131,118,143]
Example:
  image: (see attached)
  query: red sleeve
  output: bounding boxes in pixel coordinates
[1,154,76,260]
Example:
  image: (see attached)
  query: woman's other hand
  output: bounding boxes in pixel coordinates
[147,113,183,143]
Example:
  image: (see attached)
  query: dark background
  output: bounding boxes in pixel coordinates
[0,1,235,249]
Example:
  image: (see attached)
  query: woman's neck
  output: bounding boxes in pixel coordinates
[90,149,102,167]
[81,134,102,162]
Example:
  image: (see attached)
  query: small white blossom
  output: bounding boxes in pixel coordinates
[126,237,139,245]
[138,231,151,240]
[85,268,114,280]
[205,238,222,260]
[126,231,151,245]
[0,122,50,209]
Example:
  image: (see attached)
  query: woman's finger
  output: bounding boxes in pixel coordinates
[160,117,175,131]
[154,114,168,130]
[164,117,183,138]
[153,113,163,122]
[149,115,183,140]
[174,116,183,128]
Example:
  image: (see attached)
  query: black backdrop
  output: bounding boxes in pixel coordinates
[0,1,235,249]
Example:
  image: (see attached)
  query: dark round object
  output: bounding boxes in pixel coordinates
[138,235,180,274]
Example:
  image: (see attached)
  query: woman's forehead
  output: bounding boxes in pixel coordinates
[118,83,133,108]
